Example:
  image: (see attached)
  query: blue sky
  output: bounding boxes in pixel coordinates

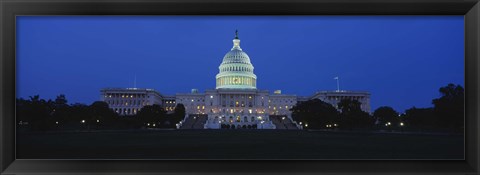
[16,16,464,113]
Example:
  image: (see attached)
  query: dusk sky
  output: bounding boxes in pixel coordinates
[16,16,464,113]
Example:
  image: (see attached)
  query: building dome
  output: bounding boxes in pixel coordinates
[216,30,257,89]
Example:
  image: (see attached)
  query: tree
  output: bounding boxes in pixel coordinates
[337,99,374,130]
[22,95,55,131]
[136,104,166,127]
[89,101,118,128]
[171,103,186,126]
[69,103,91,129]
[373,106,399,126]
[403,107,435,130]
[432,83,464,132]
[51,94,70,126]
[54,94,68,107]
[291,99,339,129]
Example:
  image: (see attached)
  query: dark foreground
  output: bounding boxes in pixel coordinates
[17,130,463,159]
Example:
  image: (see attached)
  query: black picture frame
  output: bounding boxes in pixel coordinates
[1,0,479,174]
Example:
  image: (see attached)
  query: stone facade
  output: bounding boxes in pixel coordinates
[100,88,163,116]
[99,31,371,129]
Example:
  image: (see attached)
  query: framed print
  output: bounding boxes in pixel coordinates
[1,0,479,174]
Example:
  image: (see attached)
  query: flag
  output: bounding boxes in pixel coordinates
[334,77,338,80]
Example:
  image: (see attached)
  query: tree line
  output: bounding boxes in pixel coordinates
[291,83,464,133]
[16,94,185,131]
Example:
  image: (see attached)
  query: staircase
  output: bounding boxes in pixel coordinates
[179,115,208,129]
[269,115,299,130]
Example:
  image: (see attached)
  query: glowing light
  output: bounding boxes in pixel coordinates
[96,120,100,123]
[305,124,308,127]
[147,123,150,126]
[81,120,85,123]
[55,121,59,124]
[299,122,302,125]
[210,95,213,98]
[400,122,404,126]
[153,124,156,127]
[282,117,285,120]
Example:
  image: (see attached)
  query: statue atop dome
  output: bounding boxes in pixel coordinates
[235,30,239,39]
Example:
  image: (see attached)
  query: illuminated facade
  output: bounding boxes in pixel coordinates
[100,31,371,129]
[100,88,163,116]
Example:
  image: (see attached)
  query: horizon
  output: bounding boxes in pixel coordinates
[16,16,464,113]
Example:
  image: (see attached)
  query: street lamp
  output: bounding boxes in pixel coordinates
[81,120,85,124]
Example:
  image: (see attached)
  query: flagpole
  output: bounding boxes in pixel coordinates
[335,77,340,92]
[134,74,137,89]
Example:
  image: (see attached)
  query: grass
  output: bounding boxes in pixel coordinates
[16,130,464,159]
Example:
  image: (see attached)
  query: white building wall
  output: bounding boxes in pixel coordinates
[310,91,371,113]
[100,88,163,116]
[268,94,297,117]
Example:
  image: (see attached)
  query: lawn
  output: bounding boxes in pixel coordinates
[16,130,463,159]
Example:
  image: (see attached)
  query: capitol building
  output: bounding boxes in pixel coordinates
[100,31,370,129]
